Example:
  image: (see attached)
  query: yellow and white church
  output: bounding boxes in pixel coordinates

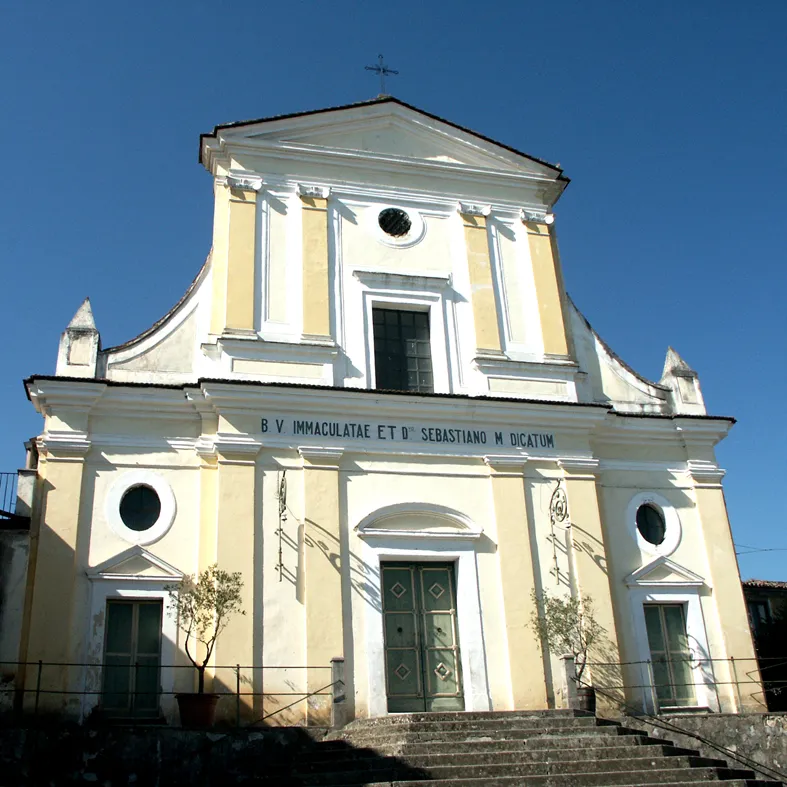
[15,97,761,724]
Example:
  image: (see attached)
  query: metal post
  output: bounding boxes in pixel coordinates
[236,664,241,727]
[731,657,743,713]
[34,660,42,716]
[331,657,346,728]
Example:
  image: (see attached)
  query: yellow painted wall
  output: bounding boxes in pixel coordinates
[225,189,257,333]
[22,453,86,714]
[301,196,331,338]
[302,453,343,724]
[488,460,547,708]
[210,185,230,335]
[526,222,570,357]
[694,485,762,710]
[462,214,502,353]
[213,451,258,719]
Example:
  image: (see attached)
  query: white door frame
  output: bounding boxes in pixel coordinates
[358,532,491,716]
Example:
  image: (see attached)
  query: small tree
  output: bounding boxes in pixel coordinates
[529,589,604,684]
[166,565,245,694]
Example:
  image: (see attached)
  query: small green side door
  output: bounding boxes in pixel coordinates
[382,562,464,713]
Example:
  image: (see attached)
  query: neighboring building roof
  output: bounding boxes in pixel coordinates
[743,579,787,590]
[198,95,568,180]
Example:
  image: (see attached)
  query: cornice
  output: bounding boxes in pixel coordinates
[195,380,611,431]
[26,379,107,415]
[209,139,558,201]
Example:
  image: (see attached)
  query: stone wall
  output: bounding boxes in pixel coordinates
[0,528,29,692]
[0,725,327,786]
[623,713,787,782]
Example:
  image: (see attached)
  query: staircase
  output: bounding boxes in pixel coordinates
[277,710,782,786]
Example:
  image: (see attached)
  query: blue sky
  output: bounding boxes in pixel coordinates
[2,1,785,578]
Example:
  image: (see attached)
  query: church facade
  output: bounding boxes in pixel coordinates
[16,98,760,724]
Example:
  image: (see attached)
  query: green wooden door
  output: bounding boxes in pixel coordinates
[382,562,464,712]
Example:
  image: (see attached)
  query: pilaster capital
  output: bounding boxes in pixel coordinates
[39,430,91,460]
[299,446,344,468]
[484,454,528,475]
[298,183,331,199]
[458,202,491,218]
[685,460,726,488]
[558,457,600,479]
[521,208,555,225]
[215,433,262,464]
[225,173,263,192]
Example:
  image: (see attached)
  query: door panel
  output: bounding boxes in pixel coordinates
[382,562,464,713]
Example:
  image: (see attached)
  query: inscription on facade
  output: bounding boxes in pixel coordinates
[261,417,555,449]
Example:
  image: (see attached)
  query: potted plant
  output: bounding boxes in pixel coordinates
[166,564,245,727]
[529,589,604,712]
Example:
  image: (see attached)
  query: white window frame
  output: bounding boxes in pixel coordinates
[105,470,177,546]
[83,549,183,722]
[626,576,718,713]
[626,491,682,557]
[348,269,456,393]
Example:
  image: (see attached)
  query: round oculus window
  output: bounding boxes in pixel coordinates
[119,485,161,532]
[378,208,412,238]
[635,503,666,546]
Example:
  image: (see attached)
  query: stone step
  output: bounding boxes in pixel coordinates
[341,710,591,728]
[295,755,736,785]
[328,726,647,747]
[370,782,776,787]
[297,745,710,771]
[317,732,665,756]
[333,717,611,735]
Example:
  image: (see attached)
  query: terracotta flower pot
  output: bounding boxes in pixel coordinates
[176,693,220,728]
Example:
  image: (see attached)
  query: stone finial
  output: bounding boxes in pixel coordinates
[66,298,97,331]
[660,346,705,415]
[56,298,101,378]
[661,346,694,379]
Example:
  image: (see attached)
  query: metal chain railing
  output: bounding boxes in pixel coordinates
[0,659,343,727]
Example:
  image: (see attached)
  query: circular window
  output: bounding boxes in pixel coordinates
[378,208,412,237]
[119,485,161,532]
[626,492,682,557]
[636,504,666,546]
[105,470,177,546]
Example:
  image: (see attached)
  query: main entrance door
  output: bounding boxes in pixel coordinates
[381,562,464,712]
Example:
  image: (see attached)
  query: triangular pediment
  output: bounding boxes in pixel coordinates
[87,546,183,581]
[204,98,564,179]
[625,556,705,588]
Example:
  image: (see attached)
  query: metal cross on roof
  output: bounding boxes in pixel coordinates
[365,54,398,96]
